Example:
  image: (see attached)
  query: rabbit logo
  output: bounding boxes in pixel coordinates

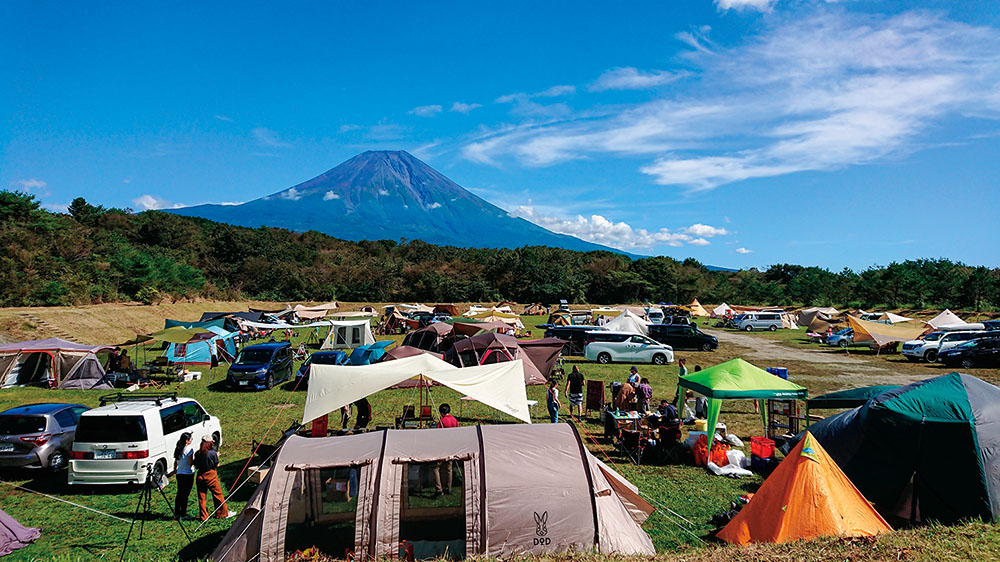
[532,511,551,545]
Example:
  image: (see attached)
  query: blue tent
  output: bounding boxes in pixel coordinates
[164,318,226,330]
[348,341,394,365]
[164,327,237,365]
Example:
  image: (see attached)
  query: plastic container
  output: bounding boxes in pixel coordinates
[766,367,789,380]
[751,436,775,458]
[694,419,708,432]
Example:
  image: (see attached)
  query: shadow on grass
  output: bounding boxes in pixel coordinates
[178,528,228,561]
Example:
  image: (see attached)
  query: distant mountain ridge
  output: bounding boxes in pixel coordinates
[169,150,628,254]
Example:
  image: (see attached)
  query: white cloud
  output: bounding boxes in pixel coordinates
[218,201,243,206]
[736,247,754,254]
[590,67,685,91]
[715,0,775,11]
[511,206,726,250]
[122,178,131,184]
[462,11,1000,190]
[683,223,729,237]
[339,124,362,133]
[450,102,482,113]
[10,178,47,193]
[275,188,303,201]
[214,114,234,122]
[497,85,575,104]
[427,202,442,209]
[132,194,184,210]
[252,127,290,148]
[323,191,340,201]
[410,105,443,117]
[43,202,69,213]
[378,188,390,196]
[675,26,714,54]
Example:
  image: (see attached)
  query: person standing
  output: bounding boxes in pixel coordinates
[677,358,688,378]
[637,378,653,414]
[194,436,233,521]
[564,366,585,418]
[546,379,561,423]
[433,404,458,497]
[173,433,195,520]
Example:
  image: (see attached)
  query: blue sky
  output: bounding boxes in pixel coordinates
[2,1,999,269]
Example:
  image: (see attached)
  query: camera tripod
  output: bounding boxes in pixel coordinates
[119,465,192,562]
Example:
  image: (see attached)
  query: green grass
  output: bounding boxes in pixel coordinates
[1,314,1000,561]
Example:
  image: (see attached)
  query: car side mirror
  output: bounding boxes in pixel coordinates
[203,414,211,422]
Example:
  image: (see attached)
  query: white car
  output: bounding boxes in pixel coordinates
[584,332,674,365]
[901,330,989,363]
[69,393,222,486]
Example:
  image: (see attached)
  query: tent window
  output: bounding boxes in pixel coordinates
[351,327,361,345]
[286,466,361,557]
[335,327,347,346]
[399,460,466,559]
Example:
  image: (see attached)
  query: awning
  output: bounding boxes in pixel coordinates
[847,316,927,347]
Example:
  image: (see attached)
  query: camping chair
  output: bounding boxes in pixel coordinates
[657,424,685,464]
[618,429,644,465]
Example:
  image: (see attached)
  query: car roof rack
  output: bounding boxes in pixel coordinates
[99,392,178,407]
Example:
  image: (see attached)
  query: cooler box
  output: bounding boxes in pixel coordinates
[751,436,775,458]
[766,367,789,380]
[693,419,708,432]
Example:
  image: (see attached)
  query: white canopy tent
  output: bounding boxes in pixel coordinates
[925,309,965,329]
[883,312,914,324]
[712,303,734,317]
[302,354,532,424]
[604,310,650,335]
[320,319,376,349]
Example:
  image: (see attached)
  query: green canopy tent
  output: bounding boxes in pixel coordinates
[678,358,808,451]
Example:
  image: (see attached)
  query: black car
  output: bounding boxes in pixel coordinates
[939,337,1000,368]
[544,326,606,355]
[648,324,718,351]
[227,342,295,390]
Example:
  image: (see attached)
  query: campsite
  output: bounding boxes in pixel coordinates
[0,301,998,561]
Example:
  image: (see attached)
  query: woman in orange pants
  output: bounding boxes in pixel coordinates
[194,435,233,520]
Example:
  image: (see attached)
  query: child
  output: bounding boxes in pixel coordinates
[546,379,561,423]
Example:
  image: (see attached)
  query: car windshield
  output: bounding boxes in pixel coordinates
[311,353,343,365]
[0,415,46,435]
[75,415,148,442]
[236,348,274,364]
[836,329,852,335]
[923,332,944,342]
[956,340,978,349]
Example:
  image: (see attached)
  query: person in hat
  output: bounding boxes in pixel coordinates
[628,366,640,386]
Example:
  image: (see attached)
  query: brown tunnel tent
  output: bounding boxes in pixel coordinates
[211,424,655,561]
[444,333,563,385]
[0,338,113,389]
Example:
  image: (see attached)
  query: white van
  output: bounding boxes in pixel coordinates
[736,312,783,332]
[69,394,222,486]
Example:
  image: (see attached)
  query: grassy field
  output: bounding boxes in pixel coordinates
[0,306,999,561]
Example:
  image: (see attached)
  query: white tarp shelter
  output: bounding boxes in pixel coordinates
[712,303,734,317]
[303,354,531,424]
[604,310,650,335]
[321,320,376,350]
[925,309,965,329]
[883,312,914,324]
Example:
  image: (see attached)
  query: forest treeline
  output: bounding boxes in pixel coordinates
[2,190,998,311]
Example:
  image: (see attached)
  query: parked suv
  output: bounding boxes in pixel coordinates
[939,337,1000,368]
[736,312,783,332]
[69,393,222,486]
[902,331,989,363]
[544,325,607,355]
[228,342,294,390]
[584,332,674,365]
[648,324,718,351]
[0,403,89,473]
[295,350,349,386]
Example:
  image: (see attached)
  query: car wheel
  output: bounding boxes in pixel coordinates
[597,353,612,365]
[961,358,975,369]
[213,431,222,450]
[151,459,166,488]
[702,343,713,352]
[652,354,667,366]
[769,325,777,331]
[48,449,66,473]
[925,350,938,363]
[266,373,274,390]
[839,340,849,348]
[744,325,753,332]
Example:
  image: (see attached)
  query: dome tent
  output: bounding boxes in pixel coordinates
[800,373,1000,524]
[209,424,655,562]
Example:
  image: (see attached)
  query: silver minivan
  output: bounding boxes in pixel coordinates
[736,312,783,332]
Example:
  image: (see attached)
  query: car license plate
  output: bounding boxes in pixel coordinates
[0,443,14,453]
[94,449,116,459]
[239,380,249,386]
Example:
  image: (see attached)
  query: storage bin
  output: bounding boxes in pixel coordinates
[694,419,708,432]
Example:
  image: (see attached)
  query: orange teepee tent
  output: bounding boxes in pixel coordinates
[717,431,891,544]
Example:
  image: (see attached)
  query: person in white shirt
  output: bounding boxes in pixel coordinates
[173,432,195,519]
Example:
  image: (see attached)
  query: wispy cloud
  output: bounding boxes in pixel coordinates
[590,67,686,91]
[736,247,753,254]
[214,114,234,122]
[427,202,442,209]
[512,206,728,250]
[133,194,184,210]
[462,11,1000,191]
[43,202,69,213]
[252,127,291,148]
[10,178,48,195]
[496,84,575,104]
[323,191,340,201]
[339,124,362,133]
[450,102,482,114]
[410,105,443,117]
[715,0,775,12]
